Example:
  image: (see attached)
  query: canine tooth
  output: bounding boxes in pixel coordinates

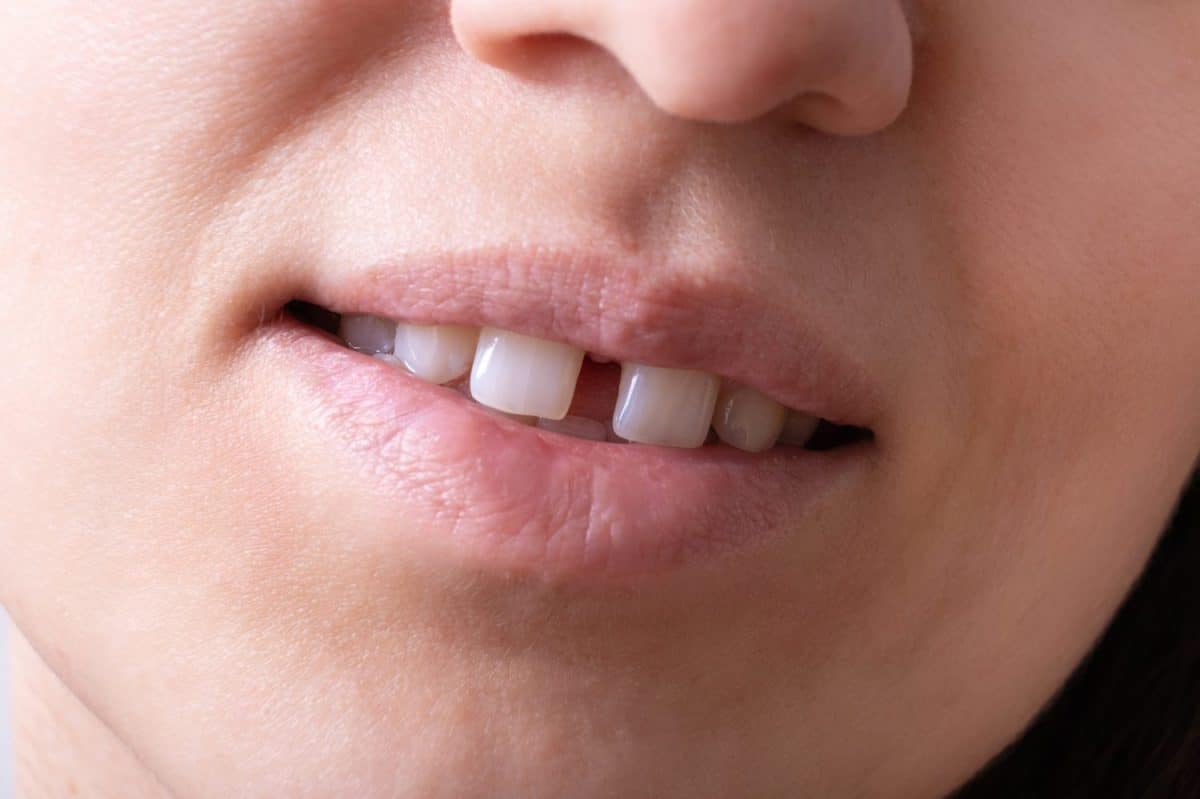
[777,410,820,446]
[712,383,787,453]
[537,415,608,442]
[470,328,584,420]
[394,323,478,384]
[339,314,396,354]
[612,363,719,448]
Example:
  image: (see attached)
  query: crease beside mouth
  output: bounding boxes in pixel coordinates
[281,299,873,453]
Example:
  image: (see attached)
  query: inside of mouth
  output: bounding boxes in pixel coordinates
[283,300,873,452]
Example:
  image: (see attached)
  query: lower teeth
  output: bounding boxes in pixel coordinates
[536,415,608,442]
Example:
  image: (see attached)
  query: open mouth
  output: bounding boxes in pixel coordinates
[286,300,873,454]
[251,251,881,583]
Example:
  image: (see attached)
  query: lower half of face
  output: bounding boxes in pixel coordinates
[0,2,1198,797]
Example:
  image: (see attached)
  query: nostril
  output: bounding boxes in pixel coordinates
[454,0,915,133]
[506,31,596,65]
[450,0,602,72]
[458,29,620,90]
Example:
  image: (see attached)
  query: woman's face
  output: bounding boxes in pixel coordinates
[2,1,1198,796]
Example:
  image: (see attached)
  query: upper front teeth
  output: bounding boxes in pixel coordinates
[470,327,585,421]
[394,322,478,384]
[339,314,821,452]
[612,364,720,448]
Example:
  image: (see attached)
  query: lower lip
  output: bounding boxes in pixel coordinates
[264,317,874,584]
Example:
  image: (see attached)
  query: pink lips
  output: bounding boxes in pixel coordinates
[252,246,881,582]
[291,245,882,429]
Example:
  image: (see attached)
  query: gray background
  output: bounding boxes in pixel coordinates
[1,606,12,799]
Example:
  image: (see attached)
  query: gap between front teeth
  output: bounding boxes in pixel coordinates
[338,314,821,452]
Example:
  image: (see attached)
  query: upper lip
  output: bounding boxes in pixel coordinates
[280,242,882,429]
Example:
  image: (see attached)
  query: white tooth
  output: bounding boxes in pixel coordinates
[612,364,720,449]
[777,410,820,446]
[339,314,396,355]
[712,383,787,453]
[394,323,478,384]
[537,415,608,442]
[470,328,584,420]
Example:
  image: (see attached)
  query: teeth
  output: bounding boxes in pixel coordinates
[712,383,787,453]
[612,363,720,448]
[339,314,831,452]
[777,410,820,446]
[469,328,585,420]
[537,415,608,442]
[394,323,478,384]
[339,314,397,355]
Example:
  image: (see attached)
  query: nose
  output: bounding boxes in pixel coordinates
[451,0,916,134]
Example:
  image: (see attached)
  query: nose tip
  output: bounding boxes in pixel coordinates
[451,0,916,134]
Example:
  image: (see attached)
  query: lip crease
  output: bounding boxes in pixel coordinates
[252,245,881,583]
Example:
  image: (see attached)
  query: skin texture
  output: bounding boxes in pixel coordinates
[1,1,1199,796]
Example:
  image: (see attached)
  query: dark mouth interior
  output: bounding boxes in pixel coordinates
[284,300,873,451]
[287,299,342,335]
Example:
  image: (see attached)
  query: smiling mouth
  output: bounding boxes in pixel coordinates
[286,300,873,454]
[248,247,880,582]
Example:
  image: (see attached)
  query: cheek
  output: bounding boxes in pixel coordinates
[942,3,1200,462]
[850,1,1200,762]
[885,1,1200,507]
